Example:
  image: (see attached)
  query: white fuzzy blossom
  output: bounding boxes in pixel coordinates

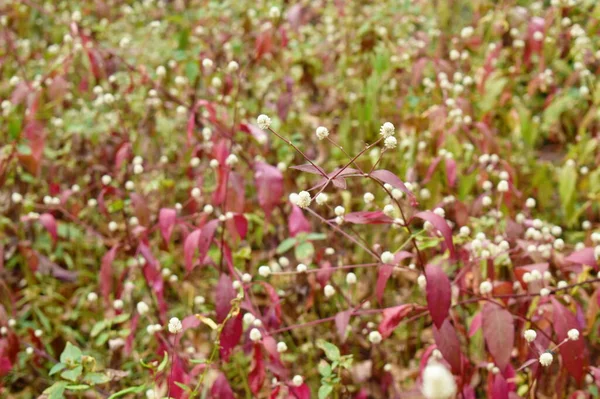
[363,192,375,203]
[418,275,427,289]
[380,122,395,138]
[316,126,329,140]
[316,193,328,205]
[137,301,149,315]
[258,265,271,277]
[292,375,303,387]
[381,251,395,264]
[324,284,336,297]
[249,328,262,342]
[568,329,580,341]
[294,191,312,209]
[368,330,382,344]
[384,136,398,149]
[539,352,553,367]
[524,329,537,343]
[479,281,493,295]
[257,114,271,130]
[421,361,457,399]
[346,272,357,284]
[277,341,288,352]
[168,317,182,334]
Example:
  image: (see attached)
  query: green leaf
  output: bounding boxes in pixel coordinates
[112,313,130,324]
[276,237,296,254]
[156,351,169,372]
[559,163,577,223]
[294,241,314,261]
[84,372,110,385]
[60,342,82,364]
[318,384,334,399]
[66,384,90,391]
[107,385,147,399]
[49,362,67,376]
[318,361,332,377]
[175,381,192,392]
[317,340,340,362]
[90,320,108,338]
[61,365,83,382]
[479,74,507,113]
[305,233,327,241]
[44,381,68,399]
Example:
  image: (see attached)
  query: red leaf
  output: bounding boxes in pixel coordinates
[378,305,413,339]
[565,248,597,268]
[491,374,509,399]
[433,318,463,374]
[241,122,269,144]
[288,205,311,237]
[482,303,514,370]
[376,264,393,303]
[249,344,266,395]
[254,162,284,219]
[343,211,393,225]
[232,214,248,239]
[469,312,482,337]
[425,264,451,328]
[289,383,311,399]
[167,355,188,399]
[220,313,243,362]
[114,142,131,171]
[259,282,282,325]
[414,211,456,259]
[211,373,235,399]
[184,220,219,272]
[316,261,333,287]
[158,208,177,244]
[551,298,588,383]
[445,157,457,187]
[255,29,273,59]
[39,213,57,244]
[216,274,236,323]
[184,229,202,272]
[370,169,416,204]
[100,246,118,305]
[335,310,352,341]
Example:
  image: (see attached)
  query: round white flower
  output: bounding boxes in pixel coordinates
[26,347,34,355]
[292,375,303,387]
[380,122,395,138]
[539,352,553,367]
[11,192,23,203]
[334,206,345,216]
[113,299,124,310]
[368,330,382,344]
[225,154,238,166]
[191,187,202,198]
[101,175,112,185]
[479,281,493,295]
[539,288,550,297]
[421,362,457,399]
[242,273,252,283]
[525,198,536,208]
[277,341,288,353]
[296,191,312,209]
[568,328,580,341]
[482,196,492,207]
[383,204,395,217]
[381,251,395,264]
[316,126,329,140]
[168,317,182,334]
[227,61,239,72]
[296,263,307,273]
[315,193,328,205]
[243,313,256,325]
[87,292,98,302]
[364,192,375,203]
[346,272,357,285]
[257,114,271,130]
[137,301,149,315]
[258,265,271,277]
[324,284,335,298]
[524,329,537,342]
[497,180,509,192]
[249,328,262,342]
[384,136,398,149]
[459,226,470,236]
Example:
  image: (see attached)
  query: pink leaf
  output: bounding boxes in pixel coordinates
[210,373,235,399]
[378,305,413,339]
[376,265,394,303]
[99,246,118,305]
[114,142,131,171]
[182,315,201,331]
[445,157,457,187]
[158,208,177,244]
[184,220,219,272]
[343,211,393,225]
[551,298,588,383]
[184,229,202,272]
[249,344,265,395]
[39,213,57,244]
[254,162,284,219]
[335,310,352,341]
[167,355,188,399]
[370,169,417,204]
[482,303,514,371]
[565,248,597,268]
[290,163,327,176]
[220,313,243,362]
[469,312,482,337]
[288,205,311,237]
[491,374,509,399]
[216,274,236,323]
[433,318,463,374]
[425,264,451,328]
[288,383,311,399]
[232,214,248,239]
[414,211,456,259]
[316,261,333,287]
[240,122,269,144]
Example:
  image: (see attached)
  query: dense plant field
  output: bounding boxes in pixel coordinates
[2,0,600,398]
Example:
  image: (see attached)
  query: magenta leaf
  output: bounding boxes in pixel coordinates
[482,303,514,371]
[240,122,268,144]
[158,208,177,244]
[445,157,457,187]
[216,274,236,323]
[288,205,311,237]
[99,246,118,305]
[551,298,588,383]
[288,383,311,399]
[414,211,456,259]
[370,169,416,204]
[491,374,509,399]
[184,229,202,272]
[248,344,265,395]
[376,264,394,303]
[343,211,393,225]
[210,373,235,399]
[565,247,597,268]
[469,312,482,337]
[184,220,219,272]
[432,318,463,374]
[290,163,327,176]
[254,162,284,219]
[220,313,243,362]
[378,305,414,339]
[335,310,352,341]
[425,264,451,328]
[39,213,58,244]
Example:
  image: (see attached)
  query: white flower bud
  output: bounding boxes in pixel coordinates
[249,328,262,342]
[316,126,329,140]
